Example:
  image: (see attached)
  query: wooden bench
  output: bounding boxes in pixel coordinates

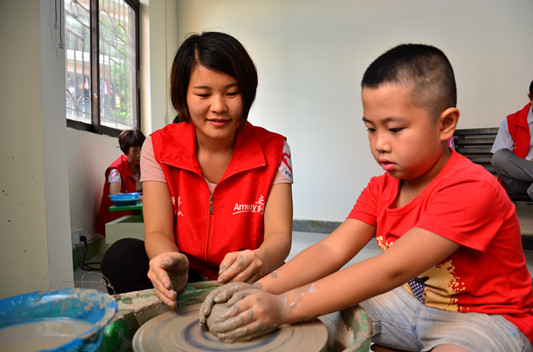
[453,128,533,205]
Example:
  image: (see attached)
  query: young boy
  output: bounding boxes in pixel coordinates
[199,44,533,351]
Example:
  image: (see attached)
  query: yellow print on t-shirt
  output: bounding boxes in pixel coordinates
[405,260,466,312]
[377,235,466,312]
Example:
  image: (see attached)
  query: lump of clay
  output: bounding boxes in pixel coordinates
[203,301,277,343]
[205,302,231,333]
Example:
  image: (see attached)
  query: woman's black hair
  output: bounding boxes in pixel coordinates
[170,32,258,125]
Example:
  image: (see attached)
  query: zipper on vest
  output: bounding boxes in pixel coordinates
[204,194,214,262]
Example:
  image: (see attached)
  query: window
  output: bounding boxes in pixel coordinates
[65,0,140,136]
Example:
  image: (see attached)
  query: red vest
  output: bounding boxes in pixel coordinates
[151,122,285,280]
[507,103,531,159]
[96,154,137,236]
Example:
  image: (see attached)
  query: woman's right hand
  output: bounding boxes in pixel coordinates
[147,252,189,309]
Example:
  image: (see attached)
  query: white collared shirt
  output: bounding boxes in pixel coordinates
[491,105,533,160]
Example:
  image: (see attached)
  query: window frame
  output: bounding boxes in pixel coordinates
[66,0,141,137]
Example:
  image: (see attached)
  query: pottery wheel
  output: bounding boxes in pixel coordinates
[132,304,328,352]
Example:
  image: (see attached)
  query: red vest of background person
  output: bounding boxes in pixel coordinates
[150,121,285,280]
[96,154,137,236]
[507,103,532,159]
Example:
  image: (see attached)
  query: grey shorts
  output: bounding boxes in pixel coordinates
[360,286,533,352]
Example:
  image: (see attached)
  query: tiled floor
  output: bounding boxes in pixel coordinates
[287,231,382,265]
[75,231,533,292]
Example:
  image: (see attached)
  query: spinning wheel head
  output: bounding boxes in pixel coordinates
[133,304,328,352]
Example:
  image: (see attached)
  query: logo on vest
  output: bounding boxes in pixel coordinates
[172,196,184,217]
[232,195,265,215]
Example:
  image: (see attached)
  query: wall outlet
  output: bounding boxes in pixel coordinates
[73,229,84,243]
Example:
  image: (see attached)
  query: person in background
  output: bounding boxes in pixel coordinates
[101,32,294,302]
[95,128,145,236]
[491,80,533,201]
[200,44,533,352]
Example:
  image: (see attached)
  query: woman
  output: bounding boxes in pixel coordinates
[102,32,293,307]
[96,128,145,236]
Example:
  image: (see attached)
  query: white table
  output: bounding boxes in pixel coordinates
[105,215,144,245]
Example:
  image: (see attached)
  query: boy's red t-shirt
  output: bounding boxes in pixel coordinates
[348,150,533,342]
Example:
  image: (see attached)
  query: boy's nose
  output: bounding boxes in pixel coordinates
[374,134,388,152]
[374,134,391,153]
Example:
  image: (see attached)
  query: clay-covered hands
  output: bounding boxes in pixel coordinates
[199,282,289,342]
[217,249,264,284]
[199,282,255,329]
[147,252,189,309]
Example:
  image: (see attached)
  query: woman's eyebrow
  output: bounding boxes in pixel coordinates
[190,85,210,89]
[191,83,239,90]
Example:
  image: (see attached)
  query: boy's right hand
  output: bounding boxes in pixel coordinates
[147,252,189,309]
[206,285,289,342]
[199,282,258,329]
[199,282,290,342]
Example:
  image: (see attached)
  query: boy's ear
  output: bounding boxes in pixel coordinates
[439,107,460,142]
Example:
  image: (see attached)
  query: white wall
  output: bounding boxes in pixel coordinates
[1,0,72,299]
[140,0,179,132]
[67,130,119,244]
[1,1,532,299]
[69,0,180,243]
[173,0,533,222]
[0,0,179,299]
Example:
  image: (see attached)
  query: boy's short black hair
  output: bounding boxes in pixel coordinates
[170,31,258,125]
[118,128,145,155]
[529,80,533,97]
[361,44,457,120]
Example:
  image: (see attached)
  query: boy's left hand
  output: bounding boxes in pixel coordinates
[199,283,289,342]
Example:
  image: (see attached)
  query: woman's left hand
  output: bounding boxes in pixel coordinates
[218,249,264,283]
